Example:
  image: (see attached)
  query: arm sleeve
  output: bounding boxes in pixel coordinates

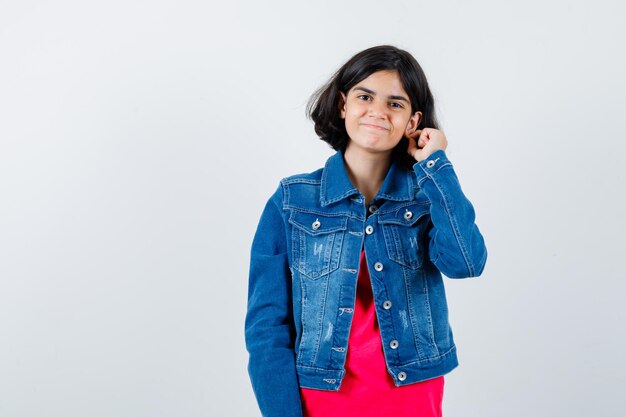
[413,150,488,278]
[244,185,303,417]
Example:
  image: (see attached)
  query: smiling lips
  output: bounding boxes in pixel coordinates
[360,122,389,131]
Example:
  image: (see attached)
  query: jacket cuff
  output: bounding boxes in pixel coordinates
[412,149,452,185]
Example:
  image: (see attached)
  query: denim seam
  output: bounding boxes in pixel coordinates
[421,268,439,353]
[296,272,307,364]
[289,218,347,236]
[376,200,430,215]
[280,180,290,209]
[402,265,425,358]
[415,162,454,188]
[285,207,357,220]
[282,178,322,185]
[296,364,344,372]
[429,170,474,276]
[395,344,456,366]
[312,276,330,365]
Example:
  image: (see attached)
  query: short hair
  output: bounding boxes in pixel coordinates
[307,45,440,170]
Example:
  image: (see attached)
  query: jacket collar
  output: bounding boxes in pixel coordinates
[320,150,414,207]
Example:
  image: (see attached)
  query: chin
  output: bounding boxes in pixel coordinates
[359,138,401,152]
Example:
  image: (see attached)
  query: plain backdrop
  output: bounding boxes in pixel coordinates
[1,0,625,416]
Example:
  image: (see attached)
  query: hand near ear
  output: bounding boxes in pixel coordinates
[406,128,448,162]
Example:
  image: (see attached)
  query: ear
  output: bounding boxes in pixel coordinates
[405,111,423,133]
[339,92,347,119]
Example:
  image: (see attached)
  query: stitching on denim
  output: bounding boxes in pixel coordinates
[284,206,360,221]
[296,267,308,362]
[348,231,363,237]
[342,268,357,274]
[376,200,429,216]
[289,216,347,235]
[321,157,331,204]
[311,277,330,365]
[323,190,360,206]
[288,208,352,218]
[421,268,439,353]
[399,344,456,365]
[430,173,474,276]
[282,178,322,185]
[296,364,343,371]
[432,161,452,174]
[280,180,290,209]
[402,265,426,358]
[319,275,331,356]
[415,161,453,187]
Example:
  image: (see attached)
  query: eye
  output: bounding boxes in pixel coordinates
[389,102,404,109]
[357,94,372,101]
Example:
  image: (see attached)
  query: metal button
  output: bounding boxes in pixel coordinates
[390,340,399,349]
[403,210,413,220]
[383,300,392,310]
[312,219,321,230]
[368,204,378,214]
[365,225,374,235]
[374,262,383,272]
[398,371,407,381]
[426,160,436,168]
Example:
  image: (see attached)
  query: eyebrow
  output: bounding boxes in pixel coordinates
[353,86,409,103]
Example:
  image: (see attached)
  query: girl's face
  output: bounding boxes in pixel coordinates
[340,70,421,156]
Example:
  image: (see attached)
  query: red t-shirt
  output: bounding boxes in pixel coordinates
[300,250,444,417]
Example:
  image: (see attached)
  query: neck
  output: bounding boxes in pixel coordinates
[343,144,392,205]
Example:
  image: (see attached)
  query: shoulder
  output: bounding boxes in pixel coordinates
[276,166,325,210]
[280,166,324,186]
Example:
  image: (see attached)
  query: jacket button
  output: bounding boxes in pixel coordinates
[365,225,374,235]
[426,160,436,168]
[398,371,407,381]
[383,300,392,310]
[390,340,399,349]
[374,262,383,272]
[312,219,321,230]
[403,210,413,220]
[368,204,378,214]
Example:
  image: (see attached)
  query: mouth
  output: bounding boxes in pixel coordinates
[360,123,389,131]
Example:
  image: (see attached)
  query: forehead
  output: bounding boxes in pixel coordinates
[350,70,407,94]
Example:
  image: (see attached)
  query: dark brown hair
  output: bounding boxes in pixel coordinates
[307,45,440,169]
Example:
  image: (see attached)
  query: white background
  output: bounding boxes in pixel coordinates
[1,1,625,416]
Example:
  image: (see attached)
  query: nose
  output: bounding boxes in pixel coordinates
[367,100,388,119]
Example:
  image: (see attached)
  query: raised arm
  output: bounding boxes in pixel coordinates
[413,150,488,278]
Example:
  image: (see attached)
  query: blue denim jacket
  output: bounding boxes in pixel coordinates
[245,149,487,417]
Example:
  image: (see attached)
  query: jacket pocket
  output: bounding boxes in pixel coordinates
[378,203,430,270]
[289,211,347,279]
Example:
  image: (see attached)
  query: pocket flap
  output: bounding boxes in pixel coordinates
[289,211,348,235]
[377,203,430,226]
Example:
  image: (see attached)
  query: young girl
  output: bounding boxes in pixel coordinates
[245,45,487,417]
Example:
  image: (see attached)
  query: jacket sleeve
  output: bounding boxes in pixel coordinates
[413,150,488,278]
[244,185,303,417]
